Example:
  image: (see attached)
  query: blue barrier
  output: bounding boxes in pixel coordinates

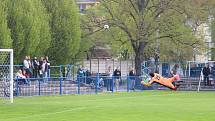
[0,75,154,97]
[2,69,214,98]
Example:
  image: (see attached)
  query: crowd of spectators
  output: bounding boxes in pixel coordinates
[15,55,50,83]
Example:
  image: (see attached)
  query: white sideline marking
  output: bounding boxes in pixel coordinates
[4,92,189,120]
[85,92,189,102]
[4,106,94,120]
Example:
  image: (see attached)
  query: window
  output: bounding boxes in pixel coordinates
[79,4,86,11]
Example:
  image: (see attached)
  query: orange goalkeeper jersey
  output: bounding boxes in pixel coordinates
[149,73,177,89]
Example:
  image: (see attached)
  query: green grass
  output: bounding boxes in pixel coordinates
[1,91,215,121]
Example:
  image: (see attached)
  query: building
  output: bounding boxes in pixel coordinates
[195,16,214,62]
[76,0,99,12]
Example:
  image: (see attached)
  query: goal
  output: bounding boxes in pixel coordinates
[0,49,13,103]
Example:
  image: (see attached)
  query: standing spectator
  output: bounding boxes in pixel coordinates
[129,68,135,90]
[85,68,91,84]
[113,67,121,92]
[32,57,39,78]
[45,56,51,78]
[42,58,48,82]
[23,56,29,71]
[23,56,29,67]
[23,56,32,78]
[202,64,211,86]
[38,57,44,79]
[77,66,84,83]
[106,66,113,91]
[212,63,215,86]
[27,55,33,77]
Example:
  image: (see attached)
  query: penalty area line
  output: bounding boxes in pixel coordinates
[4,106,99,120]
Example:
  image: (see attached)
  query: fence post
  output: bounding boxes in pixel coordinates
[78,76,80,94]
[39,79,41,96]
[60,77,62,95]
[60,65,63,78]
[112,76,114,93]
[96,74,99,94]
[59,65,63,95]
[127,75,129,92]
[15,78,19,96]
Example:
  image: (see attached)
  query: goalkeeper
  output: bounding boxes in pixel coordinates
[141,72,180,90]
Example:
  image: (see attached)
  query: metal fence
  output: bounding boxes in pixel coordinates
[142,61,215,78]
[1,62,215,98]
[1,74,215,98]
[0,76,149,97]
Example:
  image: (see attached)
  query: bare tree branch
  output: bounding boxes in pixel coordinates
[128,0,139,15]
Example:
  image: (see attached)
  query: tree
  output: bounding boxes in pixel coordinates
[207,1,215,60]
[85,0,208,75]
[0,0,81,64]
[211,20,215,60]
[80,7,132,60]
[0,0,12,49]
[7,0,51,63]
[42,0,81,65]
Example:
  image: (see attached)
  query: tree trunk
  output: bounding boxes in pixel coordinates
[135,52,142,76]
[154,53,159,73]
[134,41,146,76]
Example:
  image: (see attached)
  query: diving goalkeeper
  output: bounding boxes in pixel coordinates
[141,73,180,90]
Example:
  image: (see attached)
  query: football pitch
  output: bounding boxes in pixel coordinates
[1,91,215,121]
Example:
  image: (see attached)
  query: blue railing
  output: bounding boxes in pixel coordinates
[1,75,157,97]
[1,73,215,97]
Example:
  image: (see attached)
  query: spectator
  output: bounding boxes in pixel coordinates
[129,68,135,90]
[113,67,121,92]
[45,56,50,78]
[42,58,48,82]
[32,57,39,78]
[106,66,113,91]
[27,55,33,77]
[15,69,28,85]
[23,56,29,71]
[202,64,211,86]
[38,57,44,79]
[85,68,91,84]
[23,56,32,78]
[22,69,29,78]
[77,66,85,83]
[23,56,29,69]
[212,63,215,86]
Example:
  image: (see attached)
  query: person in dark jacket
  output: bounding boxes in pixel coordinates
[202,64,211,86]
[32,57,39,78]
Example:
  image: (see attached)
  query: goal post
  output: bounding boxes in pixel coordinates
[0,49,13,103]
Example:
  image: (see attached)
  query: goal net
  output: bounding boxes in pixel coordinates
[0,49,13,103]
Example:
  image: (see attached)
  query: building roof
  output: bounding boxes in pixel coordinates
[76,0,99,4]
[91,48,112,59]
